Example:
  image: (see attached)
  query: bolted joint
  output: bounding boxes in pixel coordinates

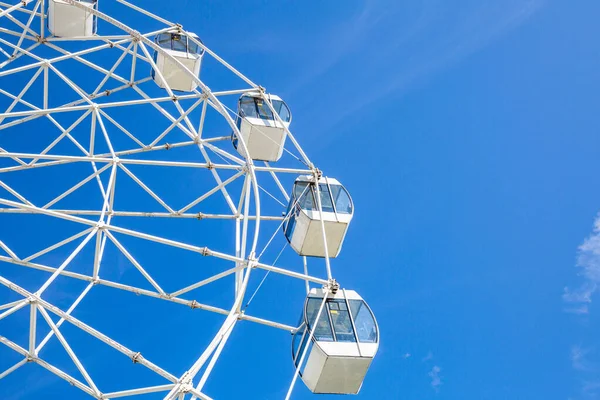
[196,212,205,220]
[206,161,215,170]
[313,168,323,180]
[257,85,266,94]
[201,247,210,256]
[190,300,200,309]
[246,252,258,269]
[171,95,178,102]
[326,278,340,294]
[131,352,142,363]
[104,89,111,96]
[164,143,171,150]
[130,30,142,42]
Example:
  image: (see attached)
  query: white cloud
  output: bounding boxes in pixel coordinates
[565,304,591,315]
[299,0,547,143]
[571,345,593,372]
[429,365,442,392]
[564,214,600,311]
[583,380,600,397]
[422,351,434,363]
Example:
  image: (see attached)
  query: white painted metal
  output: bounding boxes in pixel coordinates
[238,117,286,161]
[234,92,291,162]
[288,209,351,258]
[285,287,330,400]
[48,0,97,38]
[294,289,379,395]
[0,1,375,398]
[153,47,201,92]
[286,176,353,258]
[152,33,203,92]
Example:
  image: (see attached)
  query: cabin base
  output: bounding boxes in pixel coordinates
[237,118,286,161]
[153,51,201,92]
[302,344,371,394]
[48,0,97,38]
[288,213,348,258]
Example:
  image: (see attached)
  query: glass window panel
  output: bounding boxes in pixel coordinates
[272,100,291,122]
[293,182,308,199]
[284,210,295,240]
[306,298,334,341]
[328,300,356,342]
[292,329,312,373]
[318,184,335,212]
[171,34,187,52]
[239,97,258,118]
[293,182,316,211]
[292,323,306,363]
[255,98,275,120]
[156,33,171,49]
[330,184,353,214]
[188,41,200,55]
[350,300,377,343]
[302,191,316,211]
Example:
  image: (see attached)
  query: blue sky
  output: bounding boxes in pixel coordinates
[2,0,600,399]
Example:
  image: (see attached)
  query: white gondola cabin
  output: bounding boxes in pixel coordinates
[292,289,379,394]
[152,33,204,92]
[283,176,353,258]
[232,92,291,162]
[48,0,98,38]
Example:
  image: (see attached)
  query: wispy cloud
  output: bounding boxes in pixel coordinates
[421,351,443,392]
[429,365,442,392]
[566,215,600,399]
[286,0,547,154]
[564,214,600,313]
[583,380,600,398]
[571,345,595,372]
[422,351,434,363]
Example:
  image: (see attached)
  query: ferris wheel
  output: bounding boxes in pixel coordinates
[0,1,379,399]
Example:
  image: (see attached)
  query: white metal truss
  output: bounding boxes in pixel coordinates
[0,1,340,398]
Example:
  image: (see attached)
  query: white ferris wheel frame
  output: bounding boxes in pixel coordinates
[0,1,343,399]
